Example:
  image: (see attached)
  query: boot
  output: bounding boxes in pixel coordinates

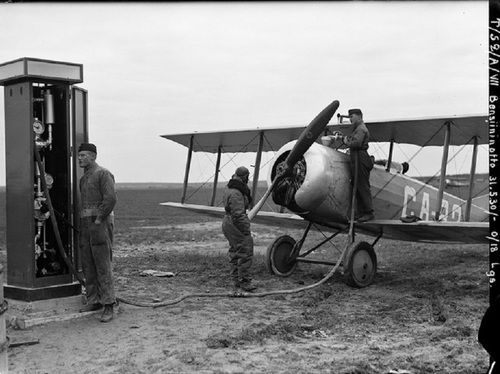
[230,266,239,287]
[357,213,375,223]
[79,303,102,313]
[240,280,257,292]
[100,304,114,323]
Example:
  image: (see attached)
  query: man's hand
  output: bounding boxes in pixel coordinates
[321,132,344,147]
[321,135,334,146]
[90,222,106,245]
[332,131,344,141]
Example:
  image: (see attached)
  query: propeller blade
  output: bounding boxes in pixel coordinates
[248,99,340,220]
[282,100,340,175]
[248,178,278,220]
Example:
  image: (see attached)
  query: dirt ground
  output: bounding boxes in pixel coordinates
[0,187,492,373]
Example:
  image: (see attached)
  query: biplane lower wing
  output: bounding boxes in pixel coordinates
[355,220,489,244]
[161,202,309,230]
[161,203,488,244]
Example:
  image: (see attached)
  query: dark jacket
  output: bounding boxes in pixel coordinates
[79,163,117,222]
[223,177,252,235]
[344,122,370,151]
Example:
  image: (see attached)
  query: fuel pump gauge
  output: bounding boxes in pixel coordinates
[33,119,45,135]
[44,173,54,189]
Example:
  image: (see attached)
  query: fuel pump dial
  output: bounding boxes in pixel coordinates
[33,119,45,135]
[44,173,54,189]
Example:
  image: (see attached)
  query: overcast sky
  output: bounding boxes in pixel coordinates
[0,2,489,185]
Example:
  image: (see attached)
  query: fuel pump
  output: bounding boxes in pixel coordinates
[0,57,88,301]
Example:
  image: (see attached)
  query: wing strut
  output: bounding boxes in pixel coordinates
[210,146,222,206]
[465,136,479,221]
[435,122,451,221]
[251,131,264,208]
[386,139,394,172]
[181,135,194,204]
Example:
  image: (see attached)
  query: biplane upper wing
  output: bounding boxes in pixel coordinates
[160,114,488,153]
[160,126,307,153]
[162,203,489,244]
[362,114,487,146]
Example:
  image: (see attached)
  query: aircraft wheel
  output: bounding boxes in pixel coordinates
[266,235,298,277]
[343,241,377,288]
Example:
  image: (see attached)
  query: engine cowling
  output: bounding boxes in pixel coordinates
[268,142,353,224]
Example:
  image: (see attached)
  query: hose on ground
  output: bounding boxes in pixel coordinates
[34,143,358,309]
[116,237,350,308]
[117,150,360,308]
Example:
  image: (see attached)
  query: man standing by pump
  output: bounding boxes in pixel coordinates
[340,108,375,223]
[78,143,117,322]
[222,166,257,292]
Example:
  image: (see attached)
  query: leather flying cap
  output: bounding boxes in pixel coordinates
[235,166,250,177]
[78,143,97,154]
[348,108,363,116]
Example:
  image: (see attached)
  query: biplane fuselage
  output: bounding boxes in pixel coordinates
[274,141,488,228]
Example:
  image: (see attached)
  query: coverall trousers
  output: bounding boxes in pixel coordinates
[222,215,254,283]
[349,150,374,216]
[80,216,116,305]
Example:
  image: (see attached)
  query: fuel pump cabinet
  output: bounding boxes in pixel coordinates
[0,57,88,301]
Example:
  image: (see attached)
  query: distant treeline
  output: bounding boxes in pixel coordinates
[0,173,489,193]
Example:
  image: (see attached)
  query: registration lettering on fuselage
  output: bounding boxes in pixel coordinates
[402,186,462,222]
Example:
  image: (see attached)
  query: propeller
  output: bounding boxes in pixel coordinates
[248,100,340,220]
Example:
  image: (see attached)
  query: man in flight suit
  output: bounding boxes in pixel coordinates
[341,108,375,222]
[222,166,257,292]
[78,143,117,322]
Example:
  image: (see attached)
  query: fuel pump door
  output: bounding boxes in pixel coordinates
[71,86,88,272]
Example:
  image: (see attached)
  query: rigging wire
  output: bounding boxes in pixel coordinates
[379,137,487,221]
[183,133,262,203]
[184,131,282,212]
[371,122,446,202]
[368,116,487,222]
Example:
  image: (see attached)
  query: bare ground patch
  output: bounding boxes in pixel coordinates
[1,188,491,373]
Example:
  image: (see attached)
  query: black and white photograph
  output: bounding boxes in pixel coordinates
[0,2,492,373]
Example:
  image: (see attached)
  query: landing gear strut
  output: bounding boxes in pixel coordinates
[265,228,378,288]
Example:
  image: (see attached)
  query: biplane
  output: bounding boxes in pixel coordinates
[160,100,489,288]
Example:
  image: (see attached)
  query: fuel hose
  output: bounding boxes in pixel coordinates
[33,144,86,286]
[119,152,360,308]
[33,144,358,309]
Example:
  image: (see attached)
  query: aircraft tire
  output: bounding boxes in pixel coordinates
[343,241,377,288]
[266,235,298,277]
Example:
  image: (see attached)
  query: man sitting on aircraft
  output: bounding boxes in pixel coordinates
[340,108,375,223]
[221,166,257,292]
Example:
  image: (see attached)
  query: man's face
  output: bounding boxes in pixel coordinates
[78,151,96,168]
[349,113,362,126]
